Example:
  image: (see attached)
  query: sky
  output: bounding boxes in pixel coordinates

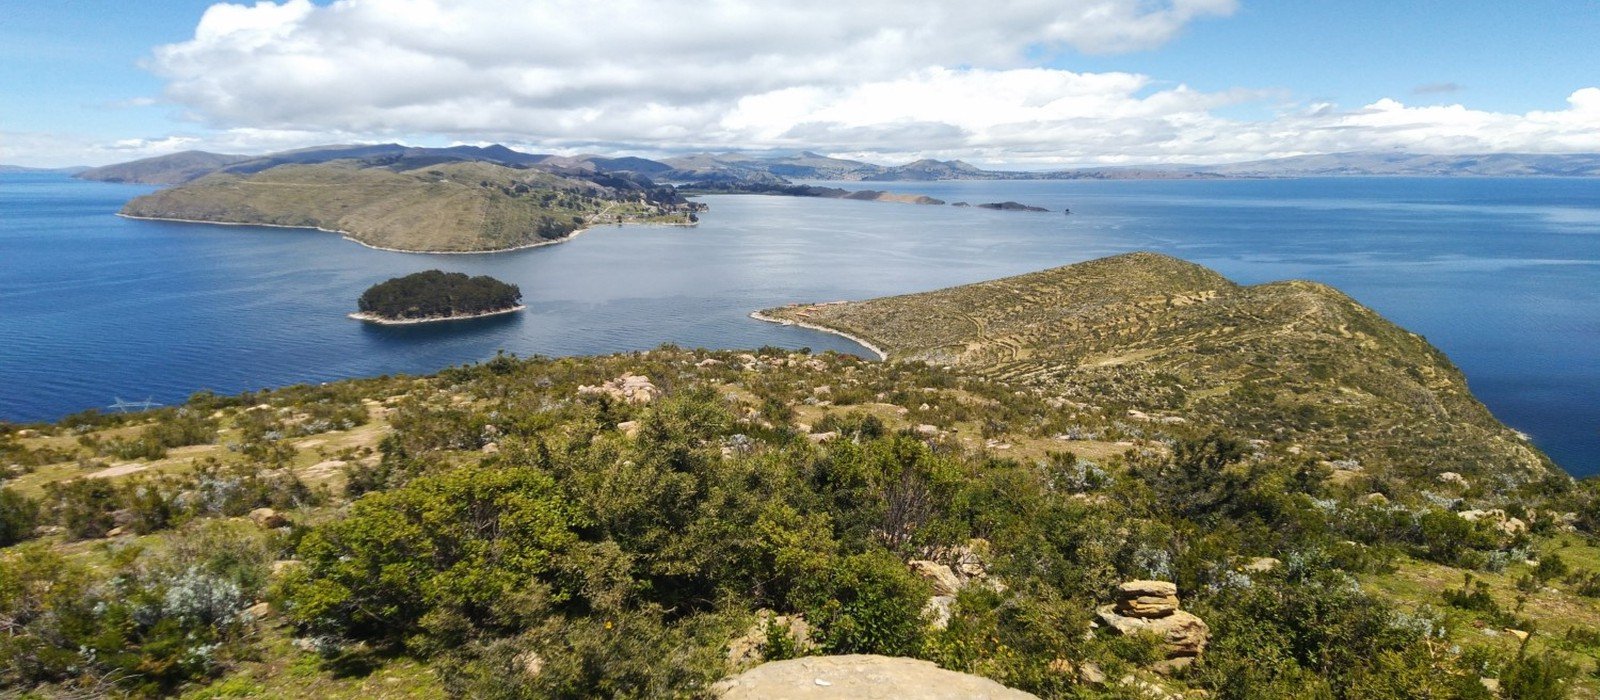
[2,0,1598,168]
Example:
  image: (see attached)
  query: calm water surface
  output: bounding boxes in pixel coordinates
[2,174,1597,475]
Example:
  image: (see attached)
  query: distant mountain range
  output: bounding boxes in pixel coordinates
[1190,152,1600,178]
[0,164,88,174]
[655,151,1216,182]
[68,145,1600,186]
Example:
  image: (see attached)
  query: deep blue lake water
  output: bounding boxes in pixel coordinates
[2,174,1597,476]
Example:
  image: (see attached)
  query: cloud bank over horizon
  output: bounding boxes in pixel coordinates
[7,0,1600,166]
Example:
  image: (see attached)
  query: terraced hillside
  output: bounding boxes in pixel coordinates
[120,159,700,252]
[762,252,1553,482]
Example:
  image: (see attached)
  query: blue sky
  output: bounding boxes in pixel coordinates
[3,0,1598,166]
[1063,1,1600,114]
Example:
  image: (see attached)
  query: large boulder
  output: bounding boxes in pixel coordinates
[908,560,964,597]
[713,655,1039,699]
[1113,580,1179,618]
[577,373,661,404]
[1097,607,1210,668]
[1098,581,1209,671]
[1458,508,1529,535]
[248,507,290,529]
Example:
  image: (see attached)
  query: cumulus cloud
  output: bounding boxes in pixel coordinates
[1,127,359,167]
[143,0,1241,155]
[89,0,1600,165]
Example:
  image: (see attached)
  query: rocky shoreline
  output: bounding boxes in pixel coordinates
[748,309,888,361]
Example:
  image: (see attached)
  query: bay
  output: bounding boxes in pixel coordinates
[1,173,1596,475]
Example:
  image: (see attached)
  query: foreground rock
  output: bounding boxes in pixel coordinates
[713,655,1038,699]
[1097,581,1210,671]
[577,373,661,404]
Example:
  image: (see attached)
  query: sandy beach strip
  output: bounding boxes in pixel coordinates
[347,305,526,325]
[748,309,889,361]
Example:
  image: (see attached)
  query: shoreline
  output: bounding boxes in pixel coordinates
[749,309,889,361]
[347,305,527,325]
[118,213,698,255]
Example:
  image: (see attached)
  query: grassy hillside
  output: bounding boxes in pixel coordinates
[761,252,1552,484]
[120,160,700,252]
[3,254,1597,699]
[76,150,253,185]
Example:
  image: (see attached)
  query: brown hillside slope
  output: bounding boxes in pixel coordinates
[762,252,1553,482]
[120,160,695,252]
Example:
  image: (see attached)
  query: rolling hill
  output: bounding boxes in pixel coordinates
[119,158,700,252]
[75,150,252,184]
[760,252,1553,482]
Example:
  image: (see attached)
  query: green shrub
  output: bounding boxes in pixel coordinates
[1502,644,1578,700]
[796,549,928,656]
[442,607,730,699]
[1534,553,1570,584]
[143,410,220,448]
[283,463,580,644]
[1197,569,1458,698]
[43,477,119,539]
[0,488,38,546]
[0,538,260,696]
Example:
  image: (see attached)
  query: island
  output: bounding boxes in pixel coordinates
[679,181,945,205]
[349,270,524,324]
[976,201,1050,212]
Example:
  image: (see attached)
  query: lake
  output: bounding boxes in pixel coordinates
[2,174,1597,475]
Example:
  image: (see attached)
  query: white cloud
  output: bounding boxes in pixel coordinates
[143,0,1242,157]
[18,0,1598,167]
[0,127,358,167]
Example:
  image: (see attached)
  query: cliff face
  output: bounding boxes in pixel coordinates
[763,252,1554,482]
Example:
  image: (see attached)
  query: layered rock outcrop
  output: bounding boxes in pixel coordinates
[1096,581,1210,671]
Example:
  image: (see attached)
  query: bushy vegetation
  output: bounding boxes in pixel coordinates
[0,520,278,696]
[2,347,1597,698]
[357,270,522,321]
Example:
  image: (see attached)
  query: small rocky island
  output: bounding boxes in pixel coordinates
[977,201,1050,212]
[351,270,524,324]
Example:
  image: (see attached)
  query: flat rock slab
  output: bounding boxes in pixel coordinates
[714,655,1038,699]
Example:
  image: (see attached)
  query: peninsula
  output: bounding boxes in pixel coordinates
[118,156,702,253]
[758,251,1549,479]
[351,270,524,324]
